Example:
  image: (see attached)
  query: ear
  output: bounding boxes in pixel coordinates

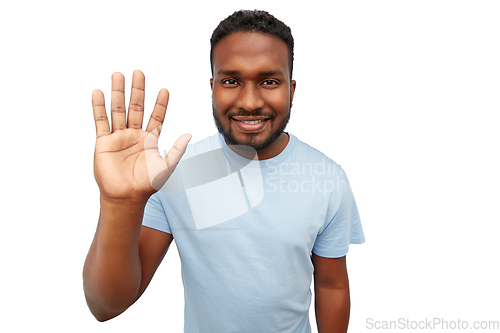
[210,78,214,91]
[290,80,296,107]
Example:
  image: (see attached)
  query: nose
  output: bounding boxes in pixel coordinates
[235,84,265,112]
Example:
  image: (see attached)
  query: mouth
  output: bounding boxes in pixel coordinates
[231,116,270,132]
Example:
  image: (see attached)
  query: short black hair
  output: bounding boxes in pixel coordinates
[210,10,294,79]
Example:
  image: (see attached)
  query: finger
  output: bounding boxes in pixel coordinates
[111,72,126,132]
[145,88,169,135]
[92,89,110,138]
[127,70,145,129]
[164,134,192,168]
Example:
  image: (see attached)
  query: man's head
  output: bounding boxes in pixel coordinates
[210,10,296,160]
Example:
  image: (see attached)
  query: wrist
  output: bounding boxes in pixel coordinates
[99,193,150,209]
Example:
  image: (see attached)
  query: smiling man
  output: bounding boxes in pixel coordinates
[84,10,364,333]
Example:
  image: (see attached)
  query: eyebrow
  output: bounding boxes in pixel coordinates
[216,69,286,77]
[217,70,239,76]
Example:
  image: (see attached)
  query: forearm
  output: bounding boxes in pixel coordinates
[83,196,147,321]
[315,286,350,333]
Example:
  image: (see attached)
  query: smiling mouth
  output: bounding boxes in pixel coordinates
[239,119,264,124]
[231,117,270,132]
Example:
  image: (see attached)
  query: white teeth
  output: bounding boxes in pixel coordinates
[241,120,263,124]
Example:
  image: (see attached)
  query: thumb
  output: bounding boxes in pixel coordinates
[164,134,192,168]
[146,132,191,192]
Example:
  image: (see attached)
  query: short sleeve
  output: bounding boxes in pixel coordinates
[312,170,365,258]
[143,192,172,234]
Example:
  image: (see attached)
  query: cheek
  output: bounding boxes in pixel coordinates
[212,89,233,112]
[265,90,291,111]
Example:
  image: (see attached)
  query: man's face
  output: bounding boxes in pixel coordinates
[211,31,296,159]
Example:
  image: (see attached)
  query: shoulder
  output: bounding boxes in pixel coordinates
[288,133,343,172]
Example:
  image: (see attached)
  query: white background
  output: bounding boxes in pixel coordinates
[1,0,499,332]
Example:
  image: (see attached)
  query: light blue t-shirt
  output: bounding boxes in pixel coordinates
[143,133,365,333]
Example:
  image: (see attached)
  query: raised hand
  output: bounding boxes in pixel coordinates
[92,70,191,202]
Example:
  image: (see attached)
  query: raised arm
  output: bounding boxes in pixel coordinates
[83,70,190,321]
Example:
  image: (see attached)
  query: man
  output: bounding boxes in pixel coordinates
[84,10,364,333]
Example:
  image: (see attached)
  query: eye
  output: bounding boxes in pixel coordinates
[261,79,279,86]
[222,79,238,86]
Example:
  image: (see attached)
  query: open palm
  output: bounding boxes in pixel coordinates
[92,71,190,201]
